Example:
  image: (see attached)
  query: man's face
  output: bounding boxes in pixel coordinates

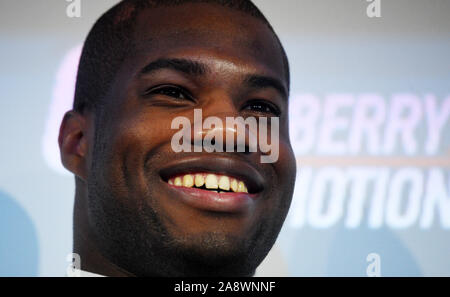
[86,3,296,276]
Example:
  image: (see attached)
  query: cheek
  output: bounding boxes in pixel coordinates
[276,133,296,169]
[96,112,174,199]
[255,138,296,217]
[273,138,297,200]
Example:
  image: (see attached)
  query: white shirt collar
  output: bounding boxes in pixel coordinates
[66,268,105,277]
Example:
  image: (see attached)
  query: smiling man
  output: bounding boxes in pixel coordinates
[59,0,296,277]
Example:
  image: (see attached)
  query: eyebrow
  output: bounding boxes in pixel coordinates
[139,58,207,76]
[139,58,288,98]
[243,75,288,99]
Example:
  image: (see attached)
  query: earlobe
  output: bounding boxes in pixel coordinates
[58,111,89,181]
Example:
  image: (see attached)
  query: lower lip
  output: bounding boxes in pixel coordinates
[166,184,257,213]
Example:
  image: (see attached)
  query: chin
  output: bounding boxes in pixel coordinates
[159,231,265,277]
[87,183,276,276]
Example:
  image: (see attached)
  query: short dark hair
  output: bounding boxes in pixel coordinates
[73,0,290,113]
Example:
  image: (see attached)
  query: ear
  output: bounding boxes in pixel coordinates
[58,111,90,181]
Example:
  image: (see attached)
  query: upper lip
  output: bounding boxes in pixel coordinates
[159,155,265,194]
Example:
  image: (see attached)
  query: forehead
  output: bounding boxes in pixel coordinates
[125,3,286,81]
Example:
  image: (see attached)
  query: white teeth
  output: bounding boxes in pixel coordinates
[169,173,249,193]
[174,177,182,186]
[205,174,219,189]
[230,179,238,192]
[194,174,205,187]
[218,176,230,191]
[183,174,194,188]
[237,181,248,193]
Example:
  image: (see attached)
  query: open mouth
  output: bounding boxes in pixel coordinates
[158,157,265,212]
[167,173,249,194]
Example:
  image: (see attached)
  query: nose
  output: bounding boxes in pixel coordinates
[190,109,258,154]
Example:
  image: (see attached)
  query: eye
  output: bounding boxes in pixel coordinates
[243,100,281,116]
[144,85,193,101]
